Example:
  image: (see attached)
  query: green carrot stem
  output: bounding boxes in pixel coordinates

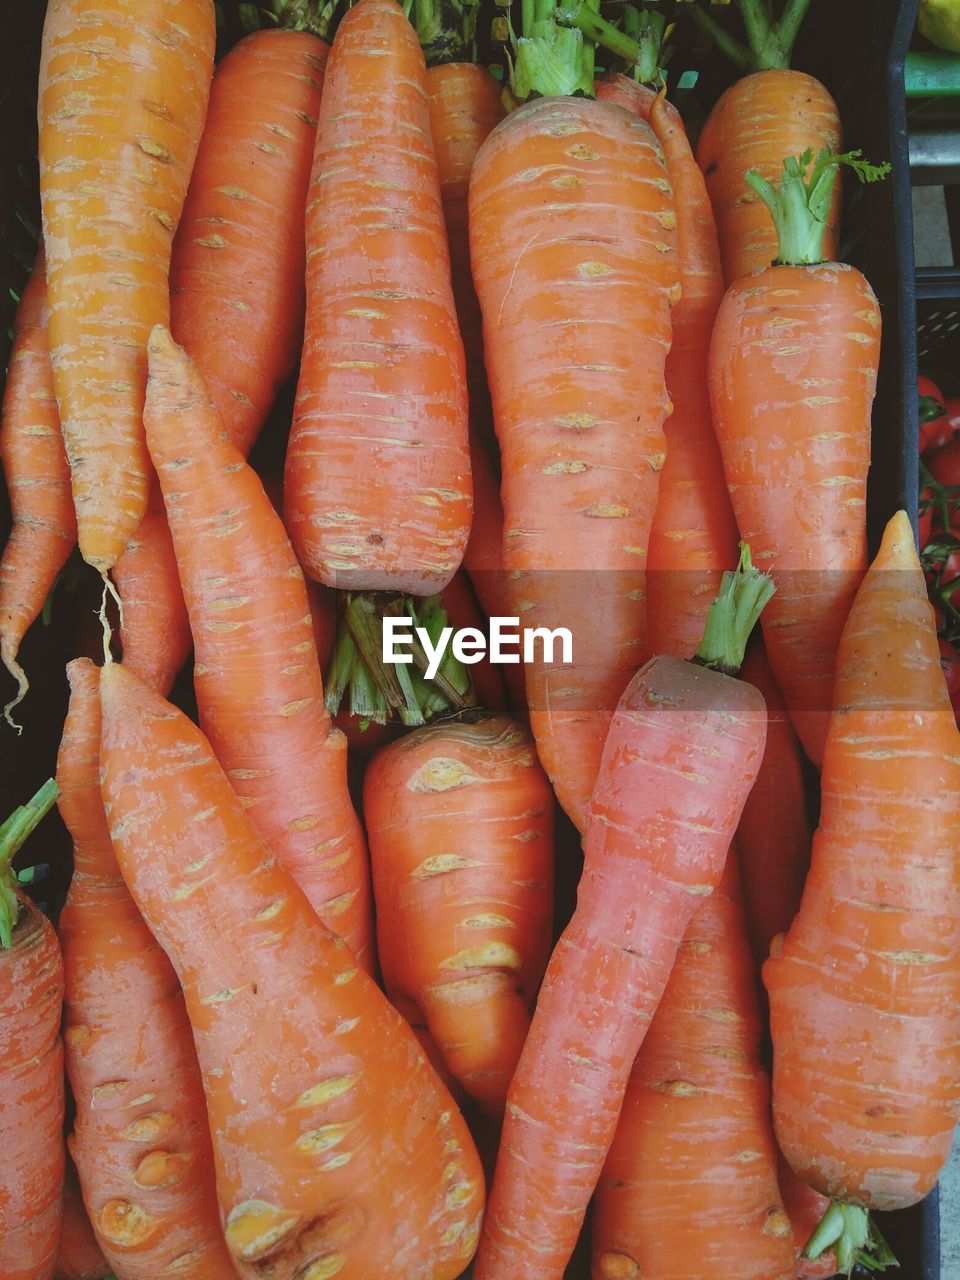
[506,0,599,102]
[557,3,667,83]
[410,0,481,64]
[681,3,752,71]
[693,544,774,676]
[0,778,59,950]
[268,0,341,39]
[681,0,812,72]
[802,1201,898,1277]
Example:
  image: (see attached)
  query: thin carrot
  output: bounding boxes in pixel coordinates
[170,26,326,458]
[777,1154,837,1280]
[364,716,554,1112]
[144,325,373,967]
[474,551,772,1278]
[765,510,960,1273]
[737,640,812,968]
[708,149,883,765]
[440,571,510,715]
[98,659,486,1280]
[591,853,797,1280]
[38,0,215,572]
[53,1161,111,1280]
[57,658,232,1278]
[0,780,65,1280]
[285,0,471,596]
[0,250,76,725]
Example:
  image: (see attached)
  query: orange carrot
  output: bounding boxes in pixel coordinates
[596,75,739,662]
[736,641,812,968]
[99,659,486,1279]
[765,511,960,1272]
[285,0,471,596]
[170,27,326,458]
[777,1154,837,1280]
[441,571,510,715]
[57,658,232,1278]
[364,716,554,1112]
[469,93,679,831]
[474,553,771,1278]
[0,251,76,724]
[0,781,65,1280]
[591,853,797,1280]
[38,0,215,572]
[144,325,374,966]
[53,1161,111,1280]
[708,150,882,765]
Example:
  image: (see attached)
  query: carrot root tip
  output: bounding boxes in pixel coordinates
[99,574,123,665]
[1,648,28,734]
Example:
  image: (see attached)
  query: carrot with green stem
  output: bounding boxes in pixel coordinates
[0,251,76,727]
[708,148,886,765]
[99,658,485,1280]
[0,779,65,1280]
[364,715,554,1113]
[765,510,960,1276]
[467,0,680,831]
[591,853,797,1280]
[681,0,843,285]
[57,658,233,1279]
[38,0,215,574]
[474,547,773,1279]
[145,325,374,968]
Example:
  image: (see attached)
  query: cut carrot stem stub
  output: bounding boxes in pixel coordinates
[0,778,59,949]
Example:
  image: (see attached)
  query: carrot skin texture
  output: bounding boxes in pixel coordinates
[0,252,76,711]
[765,511,960,1210]
[54,1161,111,1280]
[286,0,471,595]
[38,0,215,572]
[696,71,842,285]
[57,658,233,1279]
[364,717,554,1111]
[736,642,812,968]
[596,77,738,662]
[708,262,877,766]
[170,29,325,458]
[145,326,374,967]
[0,898,65,1280]
[99,661,485,1280]
[474,656,767,1279]
[591,854,796,1280]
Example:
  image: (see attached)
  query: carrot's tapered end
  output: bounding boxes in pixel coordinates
[875,509,919,570]
[147,323,178,359]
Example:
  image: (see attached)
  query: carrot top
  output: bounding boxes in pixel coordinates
[802,1200,897,1277]
[559,0,671,85]
[409,0,481,63]
[503,0,601,103]
[694,543,774,676]
[0,777,58,948]
[680,0,811,72]
[746,148,891,266]
[261,0,340,38]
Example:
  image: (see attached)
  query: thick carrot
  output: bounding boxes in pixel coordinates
[708,150,881,765]
[474,555,771,1278]
[765,511,960,1271]
[57,658,232,1278]
[285,0,471,596]
[596,75,739,661]
[37,0,214,573]
[99,659,486,1280]
[145,326,373,964]
[0,251,76,724]
[737,640,812,968]
[0,781,65,1280]
[469,93,679,831]
[170,28,325,458]
[54,1161,111,1280]
[591,853,796,1280]
[364,716,554,1112]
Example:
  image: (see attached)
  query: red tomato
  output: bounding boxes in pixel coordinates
[928,438,960,488]
[920,375,952,453]
[947,397,960,436]
[919,486,935,548]
[940,638,960,699]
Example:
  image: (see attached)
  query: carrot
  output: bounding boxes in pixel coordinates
[591,852,797,1280]
[440,571,510,715]
[53,1161,111,1280]
[737,640,812,968]
[98,659,486,1280]
[765,510,960,1274]
[594,72,739,661]
[683,0,842,284]
[285,0,471,597]
[37,0,215,573]
[0,780,65,1280]
[0,250,76,726]
[468,48,680,831]
[708,149,884,766]
[474,550,772,1278]
[364,716,554,1112]
[170,26,326,459]
[777,1155,837,1280]
[144,324,374,967]
[57,658,233,1278]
